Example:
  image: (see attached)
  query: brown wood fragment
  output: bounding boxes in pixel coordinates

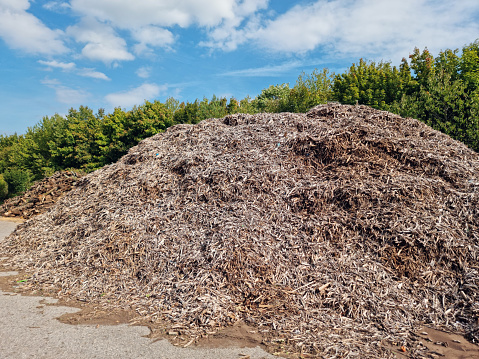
[1,104,478,358]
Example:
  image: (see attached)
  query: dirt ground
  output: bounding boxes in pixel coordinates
[1,217,478,358]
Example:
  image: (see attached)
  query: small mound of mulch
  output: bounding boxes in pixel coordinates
[0,171,83,219]
[1,104,478,358]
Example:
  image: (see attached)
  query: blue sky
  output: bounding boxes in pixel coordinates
[1,0,479,135]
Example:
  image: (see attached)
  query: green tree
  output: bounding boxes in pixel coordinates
[197,96,228,120]
[281,68,333,112]
[252,84,291,112]
[226,97,240,114]
[460,41,479,91]
[435,49,460,81]
[20,114,66,179]
[2,168,31,196]
[173,100,200,124]
[123,100,174,146]
[0,134,21,174]
[332,59,409,110]
[409,47,435,88]
[164,97,181,113]
[49,106,103,171]
[392,44,479,151]
[99,107,128,165]
[0,174,8,201]
[238,96,256,114]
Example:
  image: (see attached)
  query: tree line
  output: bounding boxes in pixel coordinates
[1,40,478,201]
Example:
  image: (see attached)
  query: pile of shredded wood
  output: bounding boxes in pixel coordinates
[0,171,83,219]
[1,104,478,358]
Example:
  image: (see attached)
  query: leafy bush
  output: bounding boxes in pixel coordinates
[0,174,8,200]
[2,168,31,196]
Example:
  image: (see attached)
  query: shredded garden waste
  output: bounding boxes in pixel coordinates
[0,171,83,219]
[1,104,478,358]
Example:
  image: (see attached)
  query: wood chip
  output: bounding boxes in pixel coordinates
[1,104,478,358]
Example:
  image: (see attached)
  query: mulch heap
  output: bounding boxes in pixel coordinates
[1,104,478,358]
[0,171,83,219]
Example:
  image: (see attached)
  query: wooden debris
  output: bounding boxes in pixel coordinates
[0,171,83,219]
[1,104,478,358]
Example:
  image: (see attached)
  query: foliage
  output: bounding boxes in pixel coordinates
[47,106,103,172]
[173,100,200,124]
[173,96,247,125]
[332,59,411,110]
[122,100,174,148]
[238,96,256,114]
[0,174,8,200]
[0,134,20,175]
[280,68,333,112]
[198,96,227,120]
[99,107,128,165]
[252,84,291,113]
[392,46,479,151]
[164,97,181,113]
[460,40,479,92]
[2,168,31,197]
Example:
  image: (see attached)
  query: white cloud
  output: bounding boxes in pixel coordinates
[249,0,479,60]
[41,78,90,104]
[0,0,29,11]
[79,68,110,80]
[41,78,61,86]
[221,61,303,77]
[38,60,76,71]
[0,0,269,62]
[136,66,151,79]
[236,0,269,16]
[199,0,268,51]
[67,18,134,64]
[201,13,261,51]
[43,1,71,12]
[132,26,175,55]
[0,0,67,55]
[38,60,109,80]
[70,0,244,28]
[105,83,166,108]
[6,0,475,75]
[68,0,269,53]
[55,87,90,104]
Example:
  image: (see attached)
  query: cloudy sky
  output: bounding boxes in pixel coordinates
[1,0,478,135]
